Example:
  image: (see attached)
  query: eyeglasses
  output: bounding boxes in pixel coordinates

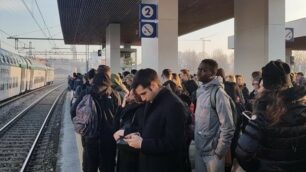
[252,82,259,86]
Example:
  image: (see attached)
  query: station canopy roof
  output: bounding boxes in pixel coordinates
[57,0,233,45]
[286,18,306,50]
[286,37,306,50]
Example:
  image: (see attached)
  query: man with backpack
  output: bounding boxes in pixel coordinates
[195,59,235,172]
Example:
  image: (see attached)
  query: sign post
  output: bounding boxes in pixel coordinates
[139,3,158,38]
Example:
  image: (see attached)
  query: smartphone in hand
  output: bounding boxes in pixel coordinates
[242,111,257,120]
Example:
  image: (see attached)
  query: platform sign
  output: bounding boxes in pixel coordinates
[140,3,157,20]
[140,22,157,38]
[285,28,294,42]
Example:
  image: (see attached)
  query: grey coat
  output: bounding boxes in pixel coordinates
[194,76,235,157]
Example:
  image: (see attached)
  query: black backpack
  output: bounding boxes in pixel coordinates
[210,85,244,161]
[210,86,238,126]
[73,94,99,137]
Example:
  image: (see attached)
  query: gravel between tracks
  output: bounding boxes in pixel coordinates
[0,86,65,172]
[24,91,67,172]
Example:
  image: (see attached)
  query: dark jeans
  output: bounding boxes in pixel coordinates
[81,137,87,172]
[185,139,192,172]
[83,137,116,172]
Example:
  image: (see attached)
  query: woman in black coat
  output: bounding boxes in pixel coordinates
[113,90,145,172]
[83,71,121,172]
[236,61,306,172]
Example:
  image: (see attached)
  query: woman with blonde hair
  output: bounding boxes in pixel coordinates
[172,73,183,90]
[225,75,236,83]
[123,74,134,91]
[111,73,129,98]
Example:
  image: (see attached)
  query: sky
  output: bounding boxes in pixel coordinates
[0,0,306,59]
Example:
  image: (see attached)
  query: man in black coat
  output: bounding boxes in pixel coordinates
[124,68,187,172]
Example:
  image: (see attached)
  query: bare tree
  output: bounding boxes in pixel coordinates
[178,50,202,74]
[210,49,232,74]
[178,49,234,75]
[292,50,306,72]
[228,52,234,74]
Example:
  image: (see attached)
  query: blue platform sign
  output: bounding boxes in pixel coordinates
[140,3,157,20]
[140,22,157,38]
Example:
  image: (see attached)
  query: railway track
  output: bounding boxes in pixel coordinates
[0,84,66,172]
[0,82,65,130]
[0,86,48,108]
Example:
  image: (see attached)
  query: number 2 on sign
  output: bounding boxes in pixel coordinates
[142,5,154,18]
[145,7,151,16]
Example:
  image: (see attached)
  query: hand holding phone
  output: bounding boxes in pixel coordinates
[124,132,142,149]
[113,129,124,141]
[242,111,257,120]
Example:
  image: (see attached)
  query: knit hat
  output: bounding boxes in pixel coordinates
[261,60,291,90]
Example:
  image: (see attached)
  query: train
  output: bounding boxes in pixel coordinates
[0,48,54,102]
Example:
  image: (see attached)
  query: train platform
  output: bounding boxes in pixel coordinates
[56,92,82,172]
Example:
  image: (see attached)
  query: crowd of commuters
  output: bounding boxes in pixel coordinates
[67,59,306,172]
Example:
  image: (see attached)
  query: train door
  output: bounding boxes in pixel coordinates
[8,66,12,98]
[45,69,48,85]
[0,65,4,101]
[20,68,26,92]
[25,68,30,91]
[12,66,21,96]
[29,69,34,90]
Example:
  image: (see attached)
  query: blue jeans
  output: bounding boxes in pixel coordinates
[195,150,225,172]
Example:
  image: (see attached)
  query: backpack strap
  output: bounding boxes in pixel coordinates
[91,95,101,128]
[210,86,221,111]
[211,86,238,126]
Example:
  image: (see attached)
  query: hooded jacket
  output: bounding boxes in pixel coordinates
[194,76,235,157]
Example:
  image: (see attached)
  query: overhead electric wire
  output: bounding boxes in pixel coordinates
[0,29,29,48]
[20,0,52,46]
[0,29,10,36]
[0,40,16,49]
[11,25,60,37]
[34,0,55,46]
[51,31,63,37]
